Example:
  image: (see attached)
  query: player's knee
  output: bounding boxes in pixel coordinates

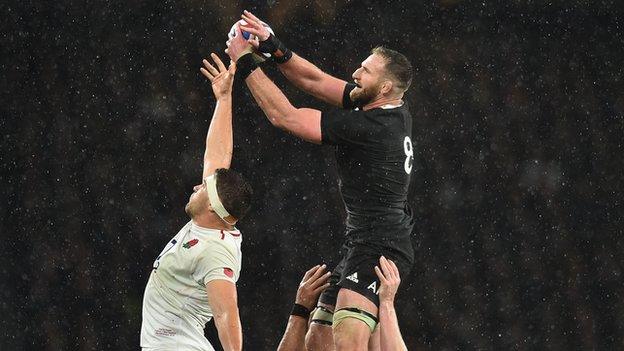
[305,325,333,351]
[305,328,328,351]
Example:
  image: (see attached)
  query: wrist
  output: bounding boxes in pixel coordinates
[380,300,395,308]
[290,303,311,319]
[235,47,253,60]
[236,53,259,79]
[258,34,292,64]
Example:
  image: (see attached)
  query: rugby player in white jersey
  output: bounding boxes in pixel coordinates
[140,54,252,351]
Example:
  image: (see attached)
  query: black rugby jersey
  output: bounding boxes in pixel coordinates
[321,85,415,245]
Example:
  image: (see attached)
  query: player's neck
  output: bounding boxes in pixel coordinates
[362,96,403,111]
[192,214,235,231]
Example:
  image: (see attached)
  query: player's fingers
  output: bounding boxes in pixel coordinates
[248,38,259,49]
[240,14,256,28]
[387,258,400,277]
[243,10,262,23]
[202,59,219,76]
[378,256,389,274]
[309,271,331,289]
[241,13,257,23]
[303,265,321,281]
[239,24,260,36]
[200,67,214,81]
[384,258,399,282]
[313,282,331,295]
[239,25,253,33]
[379,256,391,272]
[303,265,320,279]
[374,265,383,279]
[211,53,227,72]
[374,266,388,284]
[235,23,244,38]
[381,256,394,277]
[241,14,263,32]
[308,264,327,282]
[228,60,236,74]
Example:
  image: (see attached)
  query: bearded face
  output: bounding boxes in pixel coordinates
[349,80,382,108]
[349,53,389,108]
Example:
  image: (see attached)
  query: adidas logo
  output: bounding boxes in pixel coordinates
[346,272,359,283]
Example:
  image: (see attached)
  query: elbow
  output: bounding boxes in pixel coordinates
[213,307,240,324]
[213,311,232,330]
[267,109,297,130]
[213,311,226,323]
[268,114,284,128]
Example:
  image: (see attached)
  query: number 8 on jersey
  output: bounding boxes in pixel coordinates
[403,136,414,174]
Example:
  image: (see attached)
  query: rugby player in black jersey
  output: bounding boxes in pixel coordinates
[227,11,414,351]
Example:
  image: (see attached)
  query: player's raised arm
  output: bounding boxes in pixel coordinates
[226,25,323,145]
[277,265,331,351]
[238,10,349,108]
[199,54,236,178]
[374,256,408,351]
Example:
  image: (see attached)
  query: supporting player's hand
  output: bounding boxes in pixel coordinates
[374,256,401,303]
[295,264,331,310]
[200,53,236,100]
[225,24,254,62]
[239,10,271,49]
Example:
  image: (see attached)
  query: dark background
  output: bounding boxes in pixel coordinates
[2,0,623,350]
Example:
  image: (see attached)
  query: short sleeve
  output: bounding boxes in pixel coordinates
[342,83,357,110]
[321,109,370,146]
[193,241,239,286]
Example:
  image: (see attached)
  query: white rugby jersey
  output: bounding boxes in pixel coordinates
[141,221,242,350]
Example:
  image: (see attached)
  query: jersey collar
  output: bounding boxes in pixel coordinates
[379,101,404,109]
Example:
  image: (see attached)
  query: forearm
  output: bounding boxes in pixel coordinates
[278,54,325,91]
[277,316,308,351]
[245,69,299,129]
[277,53,347,107]
[203,96,233,178]
[213,310,243,351]
[244,69,322,143]
[379,301,407,351]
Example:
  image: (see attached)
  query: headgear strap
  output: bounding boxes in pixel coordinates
[205,174,236,225]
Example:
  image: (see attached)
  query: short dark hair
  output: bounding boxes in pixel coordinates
[215,168,253,221]
[371,46,413,92]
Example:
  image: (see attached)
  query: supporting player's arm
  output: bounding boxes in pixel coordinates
[277,265,331,351]
[239,10,348,107]
[206,280,242,351]
[374,256,408,351]
[199,54,236,178]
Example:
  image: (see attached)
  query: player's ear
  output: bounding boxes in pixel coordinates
[205,197,215,213]
[381,80,393,95]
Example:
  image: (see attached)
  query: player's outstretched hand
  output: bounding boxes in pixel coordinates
[225,24,254,62]
[374,256,401,303]
[295,264,331,310]
[200,53,236,100]
[240,10,271,49]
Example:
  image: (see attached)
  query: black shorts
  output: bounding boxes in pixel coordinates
[319,237,414,307]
